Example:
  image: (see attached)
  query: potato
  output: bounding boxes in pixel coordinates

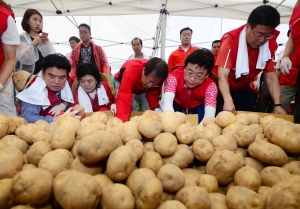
[194,125,205,138]
[226,186,264,209]
[106,146,137,182]
[126,139,144,160]
[184,177,198,187]
[192,139,214,162]
[35,120,49,130]
[54,170,102,209]
[11,116,28,128]
[38,149,73,177]
[26,141,52,166]
[282,161,300,175]
[153,132,177,157]
[175,186,211,209]
[232,125,256,147]
[162,144,194,169]
[80,117,90,126]
[15,124,39,144]
[55,115,80,134]
[93,174,113,191]
[260,115,275,129]
[258,186,271,203]
[89,111,107,124]
[22,164,37,170]
[222,122,242,136]
[211,134,237,151]
[215,111,236,128]
[0,178,14,209]
[1,135,28,153]
[43,122,56,138]
[76,123,106,140]
[106,117,123,128]
[175,112,187,124]
[143,141,155,153]
[265,118,300,154]
[247,113,260,124]
[176,124,197,144]
[182,168,203,186]
[31,130,52,143]
[70,157,102,175]
[235,113,251,125]
[126,168,156,195]
[77,130,119,164]
[0,114,10,138]
[248,139,288,166]
[72,104,85,113]
[51,130,75,150]
[245,157,264,172]
[140,151,163,174]
[260,166,291,187]
[71,140,80,158]
[11,206,35,209]
[137,113,163,139]
[0,146,23,179]
[236,147,247,157]
[0,114,16,134]
[209,193,227,209]
[158,200,187,209]
[198,174,218,193]
[12,168,53,206]
[206,149,245,185]
[202,126,221,142]
[121,121,142,143]
[135,178,163,209]
[159,110,182,134]
[0,141,6,149]
[249,124,264,135]
[265,175,300,209]
[157,164,185,193]
[202,117,215,126]
[234,166,261,191]
[101,183,134,209]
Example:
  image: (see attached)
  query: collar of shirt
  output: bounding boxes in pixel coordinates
[180,44,191,52]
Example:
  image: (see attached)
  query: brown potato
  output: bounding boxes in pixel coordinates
[89,111,108,124]
[51,129,75,150]
[137,112,163,139]
[182,168,203,186]
[209,193,227,209]
[126,139,144,160]
[249,124,264,135]
[232,125,256,147]
[76,123,106,140]
[93,174,113,191]
[32,130,52,143]
[121,121,142,143]
[162,144,194,169]
[153,132,178,157]
[222,122,242,136]
[43,122,56,138]
[192,139,214,162]
[260,115,275,129]
[143,142,155,153]
[258,186,271,204]
[55,115,81,134]
[159,110,183,134]
[140,151,163,174]
[15,124,39,144]
[22,164,37,170]
[35,120,49,130]
[157,200,187,209]
[11,116,28,128]
[235,113,251,125]
[176,124,197,144]
[126,168,156,195]
[234,166,261,191]
[194,125,206,139]
[70,157,102,175]
[71,140,80,158]
[245,157,264,172]
[26,141,52,166]
[157,164,185,193]
[211,134,237,151]
[215,111,236,128]
[0,178,14,209]
[0,146,23,179]
[260,166,291,187]
[282,161,300,175]
[247,113,260,124]
[175,186,211,209]
[236,147,247,157]
[198,174,218,193]
[1,135,28,154]
[203,117,216,126]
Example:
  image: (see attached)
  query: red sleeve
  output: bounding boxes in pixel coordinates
[73,90,79,104]
[69,48,77,81]
[102,81,115,108]
[216,35,233,70]
[168,53,175,74]
[263,59,275,73]
[146,87,161,110]
[115,66,140,122]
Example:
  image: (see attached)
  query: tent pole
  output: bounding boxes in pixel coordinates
[220,18,223,38]
[160,3,167,60]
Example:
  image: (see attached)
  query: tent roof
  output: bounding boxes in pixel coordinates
[9,0,295,23]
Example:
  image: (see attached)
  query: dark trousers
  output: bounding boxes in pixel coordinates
[216,86,256,115]
[173,102,204,124]
[294,72,300,123]
[256,81,273,113]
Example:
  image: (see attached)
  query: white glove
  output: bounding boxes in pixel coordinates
[0,83,3,91]
[62,107,81,119]
[253,71,262,91]
[161,92,175,112]
[280,57,292,75]
[154,107,162,113]
[110,103,116,116]
[49,103,67,116]
[199,106,216,126]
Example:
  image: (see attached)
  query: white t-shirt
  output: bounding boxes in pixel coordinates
[1,15,20,45]
[128,52,151,60]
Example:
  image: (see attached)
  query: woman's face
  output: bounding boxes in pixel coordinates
[79,74,97,93]
[27,14,43,33]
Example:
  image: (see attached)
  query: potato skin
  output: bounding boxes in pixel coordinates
[215,111,236,128]
[140,151,163,174]
[234,166,261,191]
[0,146,23,179]
[158,200,187,209]
[157,164,185,193]
[175,186,211,209]
[0,178,14,209]
[153,132,177,157]
[209,193,227,209]
[26,141,52,166]
[260,166,291,187]
[162,144,194,169]
[192,139,214,163]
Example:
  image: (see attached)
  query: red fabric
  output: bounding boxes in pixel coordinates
[171,67,214,109]
[290,5,300,68]
[73,81,115,111]
[279,67,299,86]
[216,25,279,91]
[168,45,199,74]
[40,88,62,116]
[115,59,161,122]
[212,54,219,76]
[0,6,14,70]
[69,40,110,81]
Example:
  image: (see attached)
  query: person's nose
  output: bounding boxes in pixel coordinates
[54,77,59,84]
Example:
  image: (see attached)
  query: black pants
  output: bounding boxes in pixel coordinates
[294,72,300,124]
[216,86,256,115]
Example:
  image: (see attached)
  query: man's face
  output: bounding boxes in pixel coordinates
[69,40,78,49]
[42,67,67,92]
[132,39,142,55]
[184,63,209,89]
[212,42,220,55]
[79,26,91,42]
[141,71,162,89]
[180,30,192,46]
[245,23,275,49]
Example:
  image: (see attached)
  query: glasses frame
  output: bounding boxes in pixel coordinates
[184,69,206,81]
[251,28,274,40]
[143,72,160,88]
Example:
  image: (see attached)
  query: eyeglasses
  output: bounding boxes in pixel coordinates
[184,70,205,81]
[251,28,274,40]
[144,74,160,88]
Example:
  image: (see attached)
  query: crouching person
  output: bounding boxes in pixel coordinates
[15,53,75,123]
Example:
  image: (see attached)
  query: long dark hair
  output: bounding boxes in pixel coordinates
[21,9,43,33]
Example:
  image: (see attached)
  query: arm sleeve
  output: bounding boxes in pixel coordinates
[168,53,175,73]
[1,16,19,45]
[100,48,110,74]
[199,106,216,125]
[215,36,233,69]
[37,40,56,57]
[204,82,218,107]
[146,87,161,110]
[161,75,177,111]
[162,92,175,111]
[21,102,53,123]
[16,36,38,65]
[69,48,77,81]
[264,59,276,73]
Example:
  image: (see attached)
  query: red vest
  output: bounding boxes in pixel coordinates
[171,67,214,109]
[290,5,300,68]
[221,25,279,91]
[0,6,14,70]
[40,88,63,116]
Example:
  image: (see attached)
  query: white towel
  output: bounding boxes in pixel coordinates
[78,85,109,112]
[16,71,74,110]
[235,27,271,79]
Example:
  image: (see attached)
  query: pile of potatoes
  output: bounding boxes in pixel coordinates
[0,110,300,209]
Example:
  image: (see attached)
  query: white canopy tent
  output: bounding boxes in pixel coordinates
[8,0,294,71]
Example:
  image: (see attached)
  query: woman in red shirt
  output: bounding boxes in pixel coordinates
[73,63,115,112]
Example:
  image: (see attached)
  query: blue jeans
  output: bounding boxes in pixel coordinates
[173,102,204,123]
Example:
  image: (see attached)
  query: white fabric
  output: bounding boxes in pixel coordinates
[110,103,116,116]
[199,106,216,125]
[78,85,109,112]
[1,16,20,45]
[275,49,284,69]
[128,52,151,60]
[280,57,292,75]
[235,27,271,78]
[0,76,17,116]
[16,71,74,110]
[161,91,175,112]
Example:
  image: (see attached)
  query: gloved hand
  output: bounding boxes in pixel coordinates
[0,83,3,92]
[280,57,292,75]
[154,107,162,113]
[62,107,81,119]
[110,103,116,116]
[49,103,67,116]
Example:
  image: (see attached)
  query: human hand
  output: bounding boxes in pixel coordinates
[154,107,162,113]
[110,103,116,116]
[32,36,42,46]
[62,107,82,119]
[223,100,235,112]
[40,32,49,44]
[49,103,67,116]
[280,57,292,75]
[273,106,287,114]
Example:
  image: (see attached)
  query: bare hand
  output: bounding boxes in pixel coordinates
[223,100,235,112]
[273,106,287,114]
[40,36,49,44]
[32,36,42,46]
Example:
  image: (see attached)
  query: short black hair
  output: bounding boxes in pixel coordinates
[247,5,280,29]
[69,36,80,43]
[180,27,193,35]
[78,23,91,33]
[212,40,220,46]
[21,9,43,33]
[76,63,102,87]
[144,57,168,80]
[131,37,143,46]
[185,49,214,74]
[42,53,71,75]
